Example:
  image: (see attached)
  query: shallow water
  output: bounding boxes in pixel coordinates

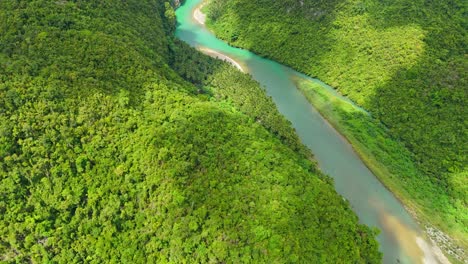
[175,1,443,263]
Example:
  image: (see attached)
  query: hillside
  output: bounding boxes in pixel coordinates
[205,0,467,248]
[0,0,381,263]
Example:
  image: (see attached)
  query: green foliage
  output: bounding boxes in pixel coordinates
[206,0,467,246]
[0,0,381,263]
[295,78,468,245]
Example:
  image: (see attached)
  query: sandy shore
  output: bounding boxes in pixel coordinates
[193,3,206,25]
[416,237,451,264]
[197,47,245,72]
[187,1,460,262]
[192,2,245,72]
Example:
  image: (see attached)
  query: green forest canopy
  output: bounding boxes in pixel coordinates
[205,0,467,244]
[0,0,381,263]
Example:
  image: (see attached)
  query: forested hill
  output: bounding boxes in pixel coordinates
[205,0,467,245]
[0,1,381,263]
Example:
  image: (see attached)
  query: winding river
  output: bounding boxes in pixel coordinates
[175,1,447,263]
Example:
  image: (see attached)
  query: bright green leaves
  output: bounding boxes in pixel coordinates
[205,0,467,252]
[164,2,176,31]
[0,0,381,262]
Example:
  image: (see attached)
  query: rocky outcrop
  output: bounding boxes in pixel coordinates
[173,0,182,8]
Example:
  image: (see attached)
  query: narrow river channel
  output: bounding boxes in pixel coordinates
[175,1,447,263]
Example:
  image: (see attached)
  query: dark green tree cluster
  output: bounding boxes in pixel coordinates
[0,0,381,263]
[205,0,467,244]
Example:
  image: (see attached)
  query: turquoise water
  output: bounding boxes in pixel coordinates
[175,1,441,263]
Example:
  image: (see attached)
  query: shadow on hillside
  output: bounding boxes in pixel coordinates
[356,0,467,242]
[204,0,345,74]
[362,0,467,180]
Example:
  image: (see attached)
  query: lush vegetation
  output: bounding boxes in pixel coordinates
[294,77,467,256]
[205,0,467,248]
[0,0,381,263]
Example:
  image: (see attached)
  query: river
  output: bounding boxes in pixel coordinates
[175,1,447,263]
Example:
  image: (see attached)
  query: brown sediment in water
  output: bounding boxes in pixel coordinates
[371,199,450,264]
[185,1,456,262]
[291,75,460,262]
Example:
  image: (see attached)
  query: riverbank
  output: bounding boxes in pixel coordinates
[199,0,467,261]
[192,2,206,24]
[189,0,464,262]
[292,76,466,263]
[193,3,245,72]
[197,47,245,72]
